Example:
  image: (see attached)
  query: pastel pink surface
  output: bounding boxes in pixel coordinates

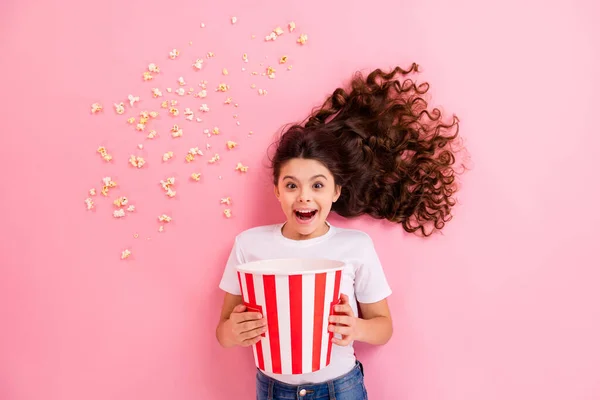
[0,1,599,399]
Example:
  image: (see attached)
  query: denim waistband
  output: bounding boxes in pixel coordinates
[256,361,364,398]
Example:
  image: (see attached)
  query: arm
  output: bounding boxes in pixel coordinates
[216,292,267,348]
[355,298,393,345]
[328,294,393,346]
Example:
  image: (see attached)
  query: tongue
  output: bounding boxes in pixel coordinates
[298,211,314,220]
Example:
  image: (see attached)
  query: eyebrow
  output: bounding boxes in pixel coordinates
[282,174,328,181]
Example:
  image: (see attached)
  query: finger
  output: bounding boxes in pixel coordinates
[334,303,354,316]
[240,325,267,341]
[329,315,354,326]
[328,324,353,336]
[332,337,351,346]
[239,319,267,333]
[339,293,350,304]
[241,334,263,347]
[231,312,263,323]
[232,304,247,313]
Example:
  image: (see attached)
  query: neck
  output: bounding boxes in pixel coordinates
[282,221,330,240]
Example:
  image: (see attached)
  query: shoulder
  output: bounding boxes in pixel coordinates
[235,223,279,245]
[331,226,375,246]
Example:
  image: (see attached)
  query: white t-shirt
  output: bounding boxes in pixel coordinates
[218,221,392,384]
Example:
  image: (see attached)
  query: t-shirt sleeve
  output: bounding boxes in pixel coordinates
[218,236,245,295]
[354,235,392,304]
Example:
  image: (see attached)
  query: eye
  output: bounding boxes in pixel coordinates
[313,182,324,189]
[285,183,297,189]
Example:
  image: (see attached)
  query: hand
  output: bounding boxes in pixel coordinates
[226,304,267,347]
[328,293,359,346]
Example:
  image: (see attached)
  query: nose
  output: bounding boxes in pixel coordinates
[297,188,312,203]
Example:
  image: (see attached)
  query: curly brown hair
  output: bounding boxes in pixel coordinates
[270,63,467,236]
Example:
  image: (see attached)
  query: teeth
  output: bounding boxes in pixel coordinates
[297,210,314,214]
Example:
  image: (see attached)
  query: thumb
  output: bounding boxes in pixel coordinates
[232,304,247,313]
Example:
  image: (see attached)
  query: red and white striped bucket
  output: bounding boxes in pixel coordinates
[236,259,344,375]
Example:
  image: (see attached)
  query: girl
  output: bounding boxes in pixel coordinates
[216,64,464,399]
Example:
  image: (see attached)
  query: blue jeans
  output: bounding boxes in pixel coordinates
[256,361,368,400]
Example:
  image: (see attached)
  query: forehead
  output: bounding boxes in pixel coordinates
[279,158,333,180]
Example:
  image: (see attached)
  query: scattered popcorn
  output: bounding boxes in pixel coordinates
[158,226,164,232]
[249,131,254,135]
[176,88,185,96]
[171,125,183,138]
[251,35,256,39]
[196,117,202,122]
[217,83,230,92]
[206,143,211,150]
[149,111,159,118]
[274,27,284,36]
[279,56,288,64]
[121,249,132,259]
[207,52,215,58]
[199,104,210,112]
[127,117,135,124]
[129,155,146,168]
[201,23,205,28]
[127,205,136,212]
[199,80,208,89]
[222,68,229,75]
[158,214,172,223]
[152,88,163,98]
[265,32,277,41]
[89,188,96,196]
[114,102,125,114]
[167,88,172,93]
[250,83,256,89]
[186,147,203,162]
[288,65,293,70]
[101,177,117,196]
[138,144,143,150]
[161,101,169,108]
[128,94,140,106]
[231,16,237,24]
[297,34,308,45]
[236,121,241,126]
[113,209,126,218]
[289,21,296,32]
[193,59,204,70]
[143,71,153,81]
[136,123,145,131]
[113,196,129,207]
[195,89,208,98]
[242,53,248,62]
[85,197,94,210]
[169,49,180,59]
[208,154,220,164]
[223,209,232,218]
[191,172,202,181]
[91,103,103,114]
[148,63,160,73]
[163,151,174,162]
[134,233,139,238]
[160,177,176,197]
[97,146,112,162]
[258,88,268,96]
[170,100,178,106]
[224,97,232,104]
[212,127,220,135]
[221,197,231,205]
[184,108,194,121]
[169,107,179,116]
[147,130,158,139]
[235,162,249,172]
[178,76,186,86]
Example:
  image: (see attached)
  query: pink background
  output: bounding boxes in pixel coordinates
[1,0,599,399]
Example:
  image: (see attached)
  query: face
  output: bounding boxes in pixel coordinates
[274,158,341,240]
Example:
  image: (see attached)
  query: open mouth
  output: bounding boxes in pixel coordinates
[294,209,318,222]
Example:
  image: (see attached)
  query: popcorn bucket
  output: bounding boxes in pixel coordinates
[236,258,345,375]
